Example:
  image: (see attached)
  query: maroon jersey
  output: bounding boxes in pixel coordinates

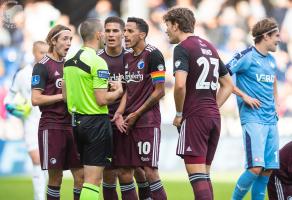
[124,45,165,128]
[31,55,71,130]
[273,141,292,184]
[97,49,125,118]
[173,36,228,119]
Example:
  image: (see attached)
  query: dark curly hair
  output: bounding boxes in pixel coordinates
[163,7,195,33]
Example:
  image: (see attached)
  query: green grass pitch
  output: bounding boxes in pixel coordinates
[0,177,268,199]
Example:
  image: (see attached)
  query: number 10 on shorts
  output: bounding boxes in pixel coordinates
[138,141,151,155]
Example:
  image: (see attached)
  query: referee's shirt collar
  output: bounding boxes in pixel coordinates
[82,46,97,53]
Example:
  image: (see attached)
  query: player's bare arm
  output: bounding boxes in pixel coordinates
[61,80,67,102]
[94,80,123,106]
[125,82,165,131]
[31,89,63,106]
[233,85,261,109]
[173,70,187,127]
[113,91,128,133]
[216,73,234,108]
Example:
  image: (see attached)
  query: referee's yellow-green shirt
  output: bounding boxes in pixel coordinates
[64,46,109,115]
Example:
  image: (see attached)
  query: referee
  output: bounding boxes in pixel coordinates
[62,19,123,200]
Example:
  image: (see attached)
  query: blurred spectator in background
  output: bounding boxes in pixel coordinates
[87,0,118,21]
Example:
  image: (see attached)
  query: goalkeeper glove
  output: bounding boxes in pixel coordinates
[5,101,31,119]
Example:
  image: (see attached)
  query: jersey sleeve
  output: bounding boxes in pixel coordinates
[149,49,166,84]
[226,51,252,75]
[92,57,109,89]
[31,63,48,90]
[219,59,229,77]
[173,45,190,74]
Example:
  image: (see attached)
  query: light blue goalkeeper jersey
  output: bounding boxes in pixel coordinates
[226,46,278,125]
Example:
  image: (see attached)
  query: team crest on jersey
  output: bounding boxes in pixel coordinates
[287,196,292,200]
[55,78,62,88]
[50,158,57,164]
[31,75,40,86]
[157,64,164,71]
[175,60,181,68]
[137,59,145,69]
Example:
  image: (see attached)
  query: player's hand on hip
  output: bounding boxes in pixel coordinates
[125,112,140,133]
[173,116,182,128]
[242,94,261,109]
[112,112,127,133]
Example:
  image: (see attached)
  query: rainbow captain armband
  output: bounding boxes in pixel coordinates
[150,71,165,84]
[5,101,31,119]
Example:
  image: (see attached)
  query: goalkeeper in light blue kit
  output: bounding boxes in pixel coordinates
[226,18,280,200]
[4,41,48,200]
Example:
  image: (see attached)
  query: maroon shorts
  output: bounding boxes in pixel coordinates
[38,129,81,170]
[176,116,220,165]
[112,127,161,168]
[268,174,292,200]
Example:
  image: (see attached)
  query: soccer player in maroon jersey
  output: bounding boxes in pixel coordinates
[112,17,167,200]
[31,25,83,200]
[98,16,151,200]
[163,7,233,200]
[268,141,292,200]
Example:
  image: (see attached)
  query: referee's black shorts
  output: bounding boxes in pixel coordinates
[73,114,113,166]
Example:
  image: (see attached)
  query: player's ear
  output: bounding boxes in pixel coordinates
[173,22,179,31]
[139,32,146,40]
[51,38,57,46]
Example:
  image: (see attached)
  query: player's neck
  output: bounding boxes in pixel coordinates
[133,41,146,56]
[105,46,123,57]
[48,52,63,62]
[178,32,193,43]
[255,43,269,56]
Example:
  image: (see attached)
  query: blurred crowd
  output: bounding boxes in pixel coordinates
[1,0,292,139]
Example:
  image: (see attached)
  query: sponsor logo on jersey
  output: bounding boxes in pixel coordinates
[110,73,126,83]
[186,146,192,152]
[137,59,145,69]
[175,60,181,68]
[125,63,128,69]
[97,70,110,79]
[55,78,62,88]
[124,71,144,83]
[141,157,150,162]
[31,75,40,86]
[256,74,275,83]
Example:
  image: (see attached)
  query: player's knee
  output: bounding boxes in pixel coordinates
[144,167,159,182]
[118,168,134,183]
[134,167,146,182]
[262,169,273,176]
[249,167,263,175]
[48,170,63,185]
[73,170,84,187]
[103,169,118,184]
